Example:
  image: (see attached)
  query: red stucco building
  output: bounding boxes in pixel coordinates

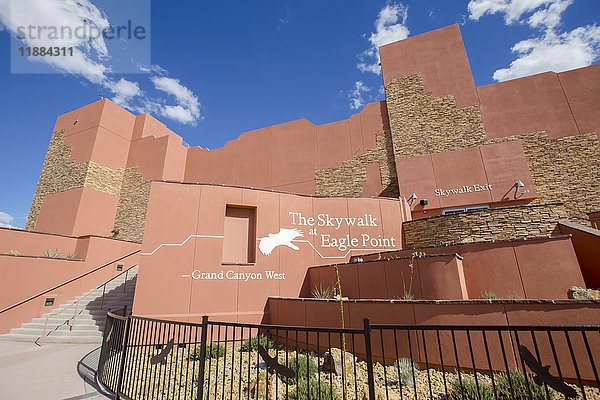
[1,25,599,340]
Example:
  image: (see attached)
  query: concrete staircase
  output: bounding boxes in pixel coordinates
[0,267,137,344]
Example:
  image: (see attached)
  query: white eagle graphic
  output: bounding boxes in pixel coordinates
[258,228,304,256]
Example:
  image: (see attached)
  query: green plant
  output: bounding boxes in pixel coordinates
[287,354,319,379]
[448,377,494,400]
[508,292,522,300]
[189,343,226,360]
[8,250,20,256]
[65,252,78,260]
[287,354,339,400]
[42,249,62,258]
[289,377,339,400]
[395,358,419,387]
[239,334,273,352]
[497,370,554,400]
[401,292,415,300]
[311,283,334,299]
[481,291,498,299]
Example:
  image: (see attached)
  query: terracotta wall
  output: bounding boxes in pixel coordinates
[132,181,408,324]
[27,100,188,240]
[0,228,140,333]
[559,223,600,289]
[380,25,479,108]
[348,236,584,300]
[380,25,600,141]
[308,254,468,300]
[268,297,600,382]
[184,102,389,194]
[396,141,536,214]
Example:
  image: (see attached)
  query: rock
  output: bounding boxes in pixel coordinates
[245,369,282,399]
[357,384,385,400]
[568,286,600,300]
[321,347,357,376]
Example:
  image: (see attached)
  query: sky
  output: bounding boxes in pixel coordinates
[0,0,599,229]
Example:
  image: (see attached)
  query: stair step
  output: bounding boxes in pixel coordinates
[49,301,135,312]
[0,271,137,344]
[11,327,102,337]
[20,322,103,331]
[0,333,102,344]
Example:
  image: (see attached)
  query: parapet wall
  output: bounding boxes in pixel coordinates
[403,203,568,249]
[0,227,140,333]
[310,235,584,300]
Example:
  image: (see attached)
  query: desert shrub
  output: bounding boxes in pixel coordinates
[8,250,20,256]
[497,370,554,400]
[189,343,226,360]
[42,249,62,258]
[448,377,494,400]
[240,334,274,352]
[287,354,338,400]
[311,284,334,299]
[395,358,419,387]
[481,291,498,299]
[289,377,339,400]
[65,252,78,260]
[286,354,319,380]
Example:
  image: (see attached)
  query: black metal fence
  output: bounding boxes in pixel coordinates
[98,309,600,399]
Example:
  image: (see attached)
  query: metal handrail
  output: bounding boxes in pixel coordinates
[0,249,140,315]
[37,264,138,346]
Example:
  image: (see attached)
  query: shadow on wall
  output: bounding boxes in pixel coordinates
[84,274,137,332]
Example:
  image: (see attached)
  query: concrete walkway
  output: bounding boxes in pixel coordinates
[0,341,109,399]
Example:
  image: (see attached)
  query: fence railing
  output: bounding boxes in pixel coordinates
[37,265,137,346]
[98,311,600,400]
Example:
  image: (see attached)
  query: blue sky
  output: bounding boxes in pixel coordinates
[0,0,599,229]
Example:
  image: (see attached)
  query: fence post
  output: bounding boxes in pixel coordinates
[114,312,131,400]
[196,315,209,400]
[363,318,376,400]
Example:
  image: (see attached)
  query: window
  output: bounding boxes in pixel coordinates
[116,264,123,272]
[442,205,490,215]
[44,298,55,307]
[222,206,256,264]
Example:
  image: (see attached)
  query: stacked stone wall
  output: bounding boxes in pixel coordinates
[26,129,151,243]
[25,130,125,230]
[317,73,600,223]
[315,130,398,197]
[112,168,151,243]
[403,203,568,249]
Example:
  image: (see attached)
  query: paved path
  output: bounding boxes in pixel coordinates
[0,341,109,400]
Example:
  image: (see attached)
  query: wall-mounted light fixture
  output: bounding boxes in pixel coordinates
[516,180,530,194]
[407,193,417,206]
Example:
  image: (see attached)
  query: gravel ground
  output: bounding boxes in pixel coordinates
[105,343,600,400]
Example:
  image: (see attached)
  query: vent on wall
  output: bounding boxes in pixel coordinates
[222,206,256,264]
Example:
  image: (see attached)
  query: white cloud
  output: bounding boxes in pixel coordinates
[105,78,142,108]
[468,0,600,81]
[0,211,17,228]
[357,3,410,74]
[0,0,110,82]
[348,81,371,110]
[151,76,202,126]
[0,0,203,126]
[493,26,600,81]
[468,0,550,24]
